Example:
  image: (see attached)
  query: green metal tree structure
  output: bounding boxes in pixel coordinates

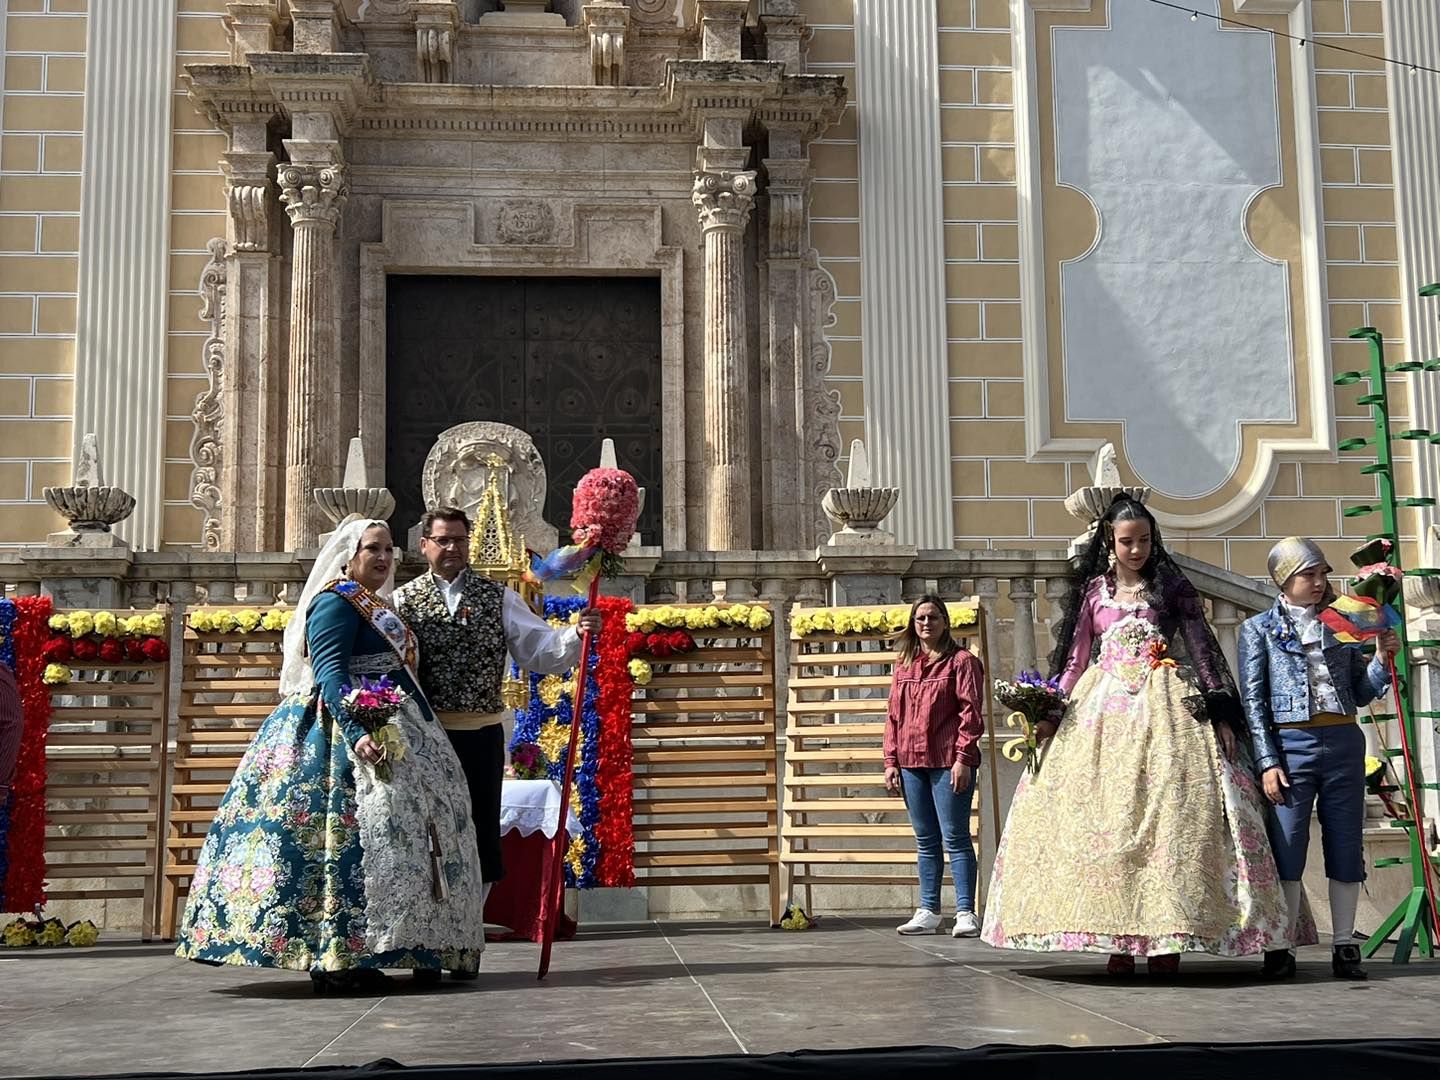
[1337,281,1440,964]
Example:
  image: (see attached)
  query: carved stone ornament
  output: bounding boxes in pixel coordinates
[497,200,557,244]
[693,170,758,232]
[228,183,269,252]
[358,0,416,19]
[628,0,677,24]
[277,162,348,228]
[44,433,137,546]
[419,421,559,552]
[188,238,228,550]
[586,2,630,86]
[806,255,844,544]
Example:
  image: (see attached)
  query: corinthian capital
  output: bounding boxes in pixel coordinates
[277,161,348,229]
[693,170,757,233]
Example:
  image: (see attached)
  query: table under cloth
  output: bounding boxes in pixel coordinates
[483,779,583,943]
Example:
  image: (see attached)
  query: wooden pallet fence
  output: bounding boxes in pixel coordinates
[781,600,999,914]
[629,603,782,924]
[159,610,286,938]
[44,610,172,941]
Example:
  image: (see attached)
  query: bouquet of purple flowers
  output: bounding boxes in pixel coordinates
[993,671,1066,774]
[509,741,549,781]
[339,675,409,782]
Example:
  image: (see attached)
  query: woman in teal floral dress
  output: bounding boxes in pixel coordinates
[176,519,487,992]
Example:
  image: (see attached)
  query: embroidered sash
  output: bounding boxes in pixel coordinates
[323,578,420,675]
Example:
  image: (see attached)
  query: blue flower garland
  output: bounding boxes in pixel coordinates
[0,599,15,673]
[0,598,14,907]
[510,595,602,889]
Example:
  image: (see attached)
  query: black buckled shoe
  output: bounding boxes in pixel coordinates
[1331,944,1368,980]
[1260,949,1296,980]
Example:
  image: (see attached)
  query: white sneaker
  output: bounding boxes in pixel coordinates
[897,908,943,935]
[951,911,981,938]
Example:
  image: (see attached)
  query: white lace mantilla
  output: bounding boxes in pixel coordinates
[499,779,583,840]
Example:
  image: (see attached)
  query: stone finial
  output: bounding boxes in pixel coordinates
[599,437,645,549]
[314,437,396,532]
[1062,441,1150,556]
[821,439,900,546]
[43,433,137,547]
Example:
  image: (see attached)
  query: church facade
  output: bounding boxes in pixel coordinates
[0,0,1436,579]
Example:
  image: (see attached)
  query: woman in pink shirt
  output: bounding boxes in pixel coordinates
[883,594,985,937]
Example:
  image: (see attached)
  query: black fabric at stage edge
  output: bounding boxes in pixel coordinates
[25,1039,1440,1080]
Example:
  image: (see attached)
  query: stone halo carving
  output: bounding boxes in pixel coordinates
[419,421,559,551]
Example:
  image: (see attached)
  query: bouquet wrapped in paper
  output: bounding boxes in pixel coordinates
[340,676,409,782]
[993,671,1067,775]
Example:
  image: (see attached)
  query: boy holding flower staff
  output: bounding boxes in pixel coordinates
[1238,537,1399,981]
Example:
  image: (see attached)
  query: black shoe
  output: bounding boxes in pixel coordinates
[448,968,479,981]
[310,969,392,994]
[1331,944,1367,980]
[412,968,442,985]
[1260,949,1296,980]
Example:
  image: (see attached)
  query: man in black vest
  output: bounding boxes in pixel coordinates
[396,507,600,959]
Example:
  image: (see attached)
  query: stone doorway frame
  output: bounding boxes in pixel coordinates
[357,198,687,550]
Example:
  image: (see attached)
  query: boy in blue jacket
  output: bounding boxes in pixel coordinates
[1238,537,1398,981]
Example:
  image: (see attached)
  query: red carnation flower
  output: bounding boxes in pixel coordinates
[123,639,145,662]
[98,639,124,663]
[646,632,673,658]
[141,637,169,662]
[625,631,647,657]
[42,636,73,662]
[666,630,695,654]
[72,637,98,661]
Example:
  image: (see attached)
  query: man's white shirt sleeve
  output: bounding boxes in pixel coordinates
[502,589,582,673]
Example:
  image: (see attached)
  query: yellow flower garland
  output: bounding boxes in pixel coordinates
[625,603,774,634]
[188,608,293,634]
[791,603,978,639]
[48,611,169,639]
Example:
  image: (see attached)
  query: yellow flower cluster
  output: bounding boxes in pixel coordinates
[626,604,774,633]
[42,663,72,686]
[628,658,653,685]
[792,603,979,639]
[536,718,571,765]
[49,611,165,639]
[536,673,578,708]
[188,608,293,634]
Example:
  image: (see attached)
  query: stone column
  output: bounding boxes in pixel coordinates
[278,146,348,549]
[1383,3,1440,535]
[693,166,757,550]
[218,142,285,551]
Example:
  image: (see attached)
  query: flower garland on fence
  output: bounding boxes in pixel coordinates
[41,610,170,687]
[2,915,99,948]
[791,603,978,638]
[625,604,773,634]
[3,596,52,914]
[510,594,635,889]
[187,608,293,634]
[0,600,15,906]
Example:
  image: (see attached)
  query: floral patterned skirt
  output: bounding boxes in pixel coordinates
[981,663,1314,957]
[175,691,487,973]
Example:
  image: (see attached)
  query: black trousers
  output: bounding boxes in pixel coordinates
[445,724,506,884]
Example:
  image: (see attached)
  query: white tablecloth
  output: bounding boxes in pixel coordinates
[499,778,582,840]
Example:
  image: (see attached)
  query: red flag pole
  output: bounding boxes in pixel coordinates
[537,574,601,979]
[1385,655,1440,940]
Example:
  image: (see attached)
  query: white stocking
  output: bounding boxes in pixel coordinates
[1328,879,1360,947]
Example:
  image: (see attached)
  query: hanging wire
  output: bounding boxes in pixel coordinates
[1147,0,1440,77]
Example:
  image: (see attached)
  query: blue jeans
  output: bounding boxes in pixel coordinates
[1266,723,1367,882]
[900,766,978,913]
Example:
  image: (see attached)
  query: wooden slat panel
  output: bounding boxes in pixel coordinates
[781,599,995,911]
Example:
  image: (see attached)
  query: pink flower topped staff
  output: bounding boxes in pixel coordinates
[529,466,640,979]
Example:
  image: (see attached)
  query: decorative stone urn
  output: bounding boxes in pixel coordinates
[43,432,137,547]
[1063,443,1150,557]
[822,440,900,544]
[314,438,396,540]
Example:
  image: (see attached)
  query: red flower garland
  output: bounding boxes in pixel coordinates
[3,596,52,912]
[593,594,635,888]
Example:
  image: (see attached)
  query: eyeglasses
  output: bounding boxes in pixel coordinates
[423,535,468,548]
